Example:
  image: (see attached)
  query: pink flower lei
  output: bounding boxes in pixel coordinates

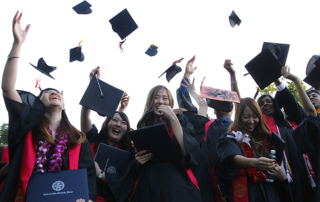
[34,125,68,173]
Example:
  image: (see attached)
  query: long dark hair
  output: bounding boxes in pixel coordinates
[257,94,290,128]
[137,85,174,128]
[94,111,132,152]
[232,98,271,158]
[33,111,86,146]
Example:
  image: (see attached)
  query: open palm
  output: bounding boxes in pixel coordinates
[13,11,31,44]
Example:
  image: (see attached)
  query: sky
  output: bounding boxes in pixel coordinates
[0,0,319,131]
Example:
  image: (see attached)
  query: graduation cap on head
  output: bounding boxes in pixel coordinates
[262,42,290,66]
[229,10,241,28]
[80,77,124,117]
[245,48,283,90]
[145,44,158,57]
[109,9,138,51]
[304,55,320,90]
[72,1,92,14]
[70,40,84,63]
[30,58,56,79]
[207,99,234,112]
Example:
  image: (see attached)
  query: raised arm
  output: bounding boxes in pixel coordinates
[281,66,317,117]
[81,67,100,134]
[118,92,130,112]
[2,11,31,103]
[224,59,240,112]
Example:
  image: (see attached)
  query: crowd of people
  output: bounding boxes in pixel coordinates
[0,11,320,202]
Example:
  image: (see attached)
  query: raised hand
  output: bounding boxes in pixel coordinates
[158,105,177,121]
[223,59,235,74]
[200,76,206,92]
[119,92,130,112]
[173,57,184,65]
[12,11,31,44]
[184,56,198,78]
[89,67,100,80]
[180,77,196,93]
[281,65,298,82]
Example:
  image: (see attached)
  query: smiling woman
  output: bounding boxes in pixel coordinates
[0,11,96,202]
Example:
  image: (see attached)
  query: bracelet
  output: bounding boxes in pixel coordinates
[231,81,238,84]
[8,55,19,59]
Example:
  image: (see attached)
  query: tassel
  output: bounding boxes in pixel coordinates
[286,170,293,183]
[119,25,127,52]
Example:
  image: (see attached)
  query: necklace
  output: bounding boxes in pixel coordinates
[34,126,68,173]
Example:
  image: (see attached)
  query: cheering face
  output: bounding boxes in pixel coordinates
[107,113,128,143]
[258,96,274,116]
[308,92,320,109]
[153,88,170,116]
[241,106,259,133]
[40,90,64,110]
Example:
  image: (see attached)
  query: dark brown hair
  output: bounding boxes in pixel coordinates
[94,111,132,151]
[232,98,271,158]
[32,111,86,146]
[137,85,174,128]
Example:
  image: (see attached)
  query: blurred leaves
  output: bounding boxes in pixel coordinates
[0,123,8,147]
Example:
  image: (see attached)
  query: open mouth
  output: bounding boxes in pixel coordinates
[112,128,120,135]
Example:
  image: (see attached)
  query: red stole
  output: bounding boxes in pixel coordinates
[1,146,9,163]
[232,168,249,202]
[15,130,81,202]
[166,123,200,190]
[205,119,225,202]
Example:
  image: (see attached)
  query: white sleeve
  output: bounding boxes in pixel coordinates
[276,82,286,91]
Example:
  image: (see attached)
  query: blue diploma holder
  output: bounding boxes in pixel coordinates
[26,169,89,202]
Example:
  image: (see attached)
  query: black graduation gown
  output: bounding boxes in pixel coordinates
[183,111,216,202]
[217,134,283,202]
[292,115,320,201]
[86,124,135,202]
[130,113,203,202]
[0,91,97,202]
[273,87,313,201]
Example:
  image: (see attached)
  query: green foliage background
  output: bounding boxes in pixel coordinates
[0,123,8,146]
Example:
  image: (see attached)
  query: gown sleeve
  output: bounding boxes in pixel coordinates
[216,134,242,180]
[86,124,99,144]
[173,113,203,167]
[3,91,46,160]
[292,115,320,154]
[78,139,97,201]
[274,87,306,124]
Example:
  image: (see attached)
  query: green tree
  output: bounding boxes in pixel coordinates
[256,78,307,106]
[0,123,8,146]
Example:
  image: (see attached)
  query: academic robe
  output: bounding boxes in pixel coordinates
[0,91,97,202]
[292,115,320,201]
[129,114,203,202]
[183,111,216,202]
[271,87,314,201]
[217,134,289,202]
[86,124,135,202]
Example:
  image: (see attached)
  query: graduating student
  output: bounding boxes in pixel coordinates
[217,97,289,202]
[177,56,217,202]
[130,85,202,202]
[228,59,311,201]
[81,67,135,202]
[0,11,96,202]
[306,89,320,113]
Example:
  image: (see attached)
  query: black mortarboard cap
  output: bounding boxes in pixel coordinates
[262,42,290,66]
[176,89,198,113]
[159,64,182,82]
[303,55,320,90]
[109,9,138,40]
[70,46,84,63]
[145,44,158,57]
[30,58,56,79]
[80,77,124,117]
[72,1,92,14]
[306,55,319,75]
[245,48,283,90]
[206,99,234,112]
[229,10,241,28]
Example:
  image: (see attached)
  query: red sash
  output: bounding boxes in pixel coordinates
[232,168,249,202]
[166,123,200,190]
[15,130,81,202]
[205,119,225,202]
[1,146,9,163]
